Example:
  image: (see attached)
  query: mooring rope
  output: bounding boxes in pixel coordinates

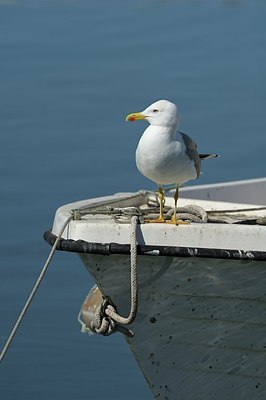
[105,215,138,325]
[166,205,208,223]
[88,215,139,337]
[0,215,73,364]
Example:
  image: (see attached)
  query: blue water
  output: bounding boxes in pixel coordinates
[0,1,265,399]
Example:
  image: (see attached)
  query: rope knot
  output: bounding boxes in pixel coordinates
[90,297,118,336]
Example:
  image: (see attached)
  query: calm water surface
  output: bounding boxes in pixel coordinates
[0,1,265,399]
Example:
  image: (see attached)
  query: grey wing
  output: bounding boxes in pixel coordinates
[179,131,201,178]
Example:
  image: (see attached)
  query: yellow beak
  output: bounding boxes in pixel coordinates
[125,112,145,122]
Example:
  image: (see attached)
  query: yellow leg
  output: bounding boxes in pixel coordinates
[145,186,165,223]
[158,187,165,221]
[167,185,188,225]
[173,185,179,223]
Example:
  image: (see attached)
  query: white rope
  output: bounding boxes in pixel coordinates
[104,215,138,325]
[0,215,73,364]
[166,205,208,223]
[88,215,139,337]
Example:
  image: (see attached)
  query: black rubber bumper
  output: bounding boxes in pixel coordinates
[43,230,266,261]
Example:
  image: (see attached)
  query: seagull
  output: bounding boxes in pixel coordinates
[126,99,219,224]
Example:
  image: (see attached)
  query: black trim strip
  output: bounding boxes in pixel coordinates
[43,230,266,261]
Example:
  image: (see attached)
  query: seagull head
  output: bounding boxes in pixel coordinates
[126,99,180,128]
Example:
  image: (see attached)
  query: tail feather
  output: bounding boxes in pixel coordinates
[199,153,220,160]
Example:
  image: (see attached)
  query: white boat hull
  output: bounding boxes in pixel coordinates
[80,253,266,399]
[44,178,266,399]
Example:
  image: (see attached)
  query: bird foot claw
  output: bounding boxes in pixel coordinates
[166,218,190,225]
[144,217,166,223]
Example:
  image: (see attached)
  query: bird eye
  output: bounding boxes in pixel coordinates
[153,109,159,113]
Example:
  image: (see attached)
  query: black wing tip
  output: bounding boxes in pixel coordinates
[199,153,221,160]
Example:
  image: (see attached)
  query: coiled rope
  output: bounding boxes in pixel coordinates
[0,215,74,364]
[166,205,208,223]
